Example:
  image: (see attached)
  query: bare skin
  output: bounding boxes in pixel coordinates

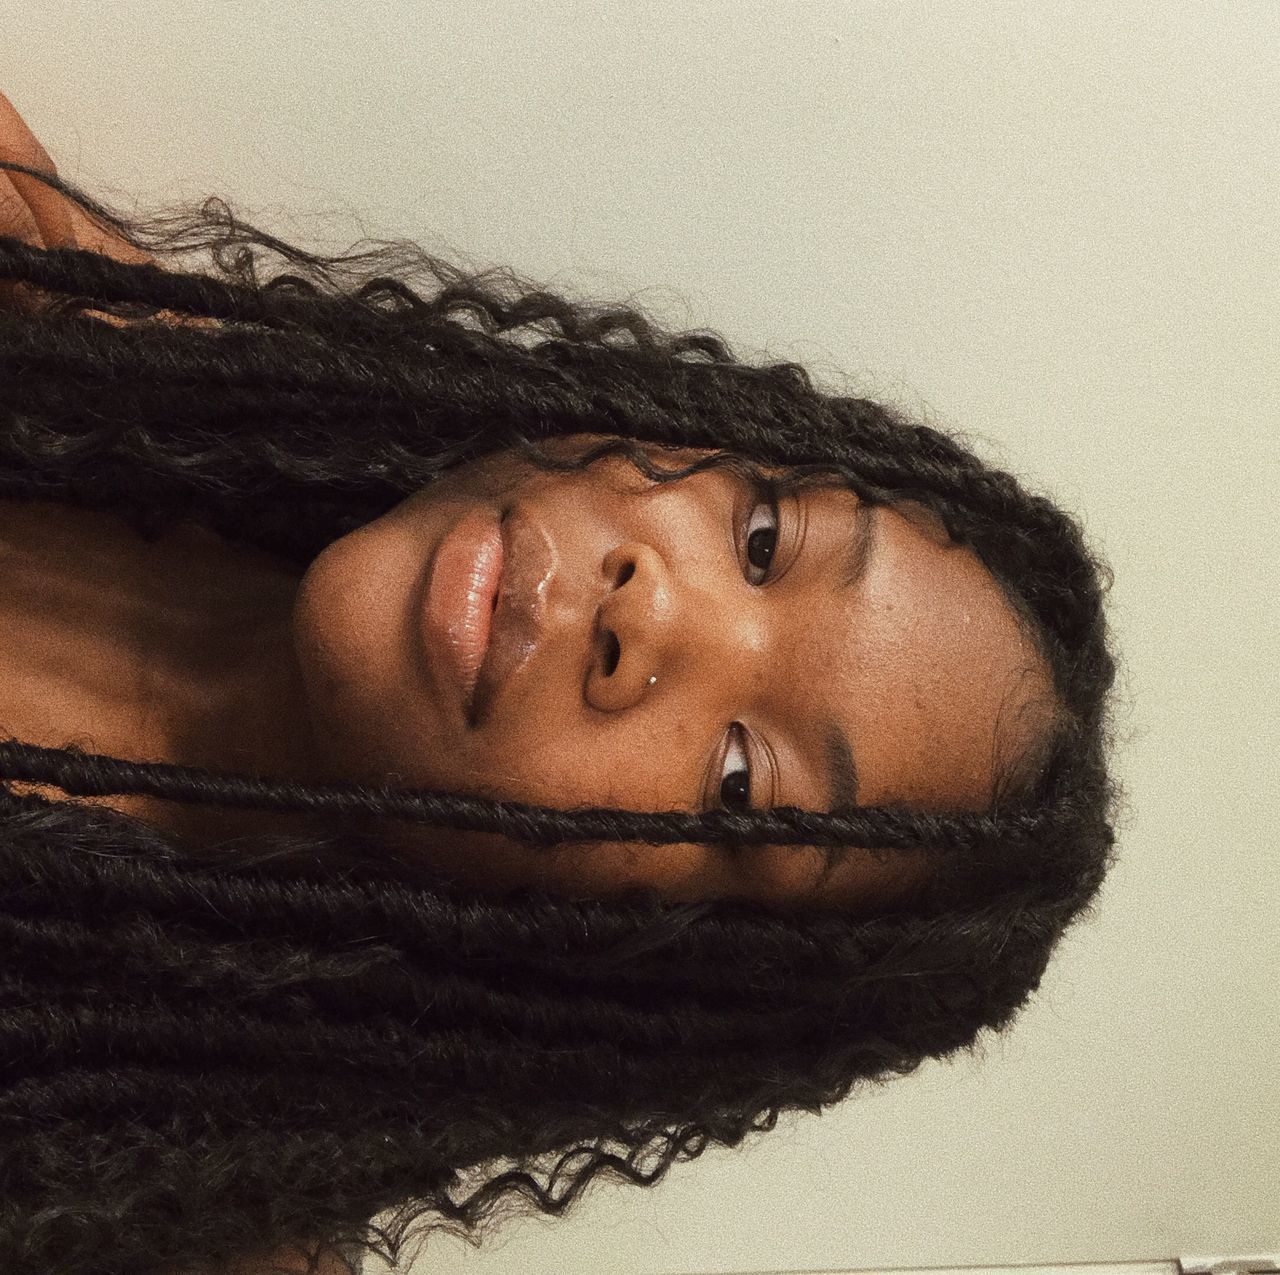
[0,89,153,305]
[0,439,1056,911]
[0,91,1059,916]
[0,497,324,840]
[1,86,1059,1275]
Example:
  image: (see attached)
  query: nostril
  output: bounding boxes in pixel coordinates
[601,630,620,677]
[615,560,635,587]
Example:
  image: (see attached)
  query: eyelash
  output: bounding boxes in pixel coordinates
[717,480,782,811]
[742,478,782,586]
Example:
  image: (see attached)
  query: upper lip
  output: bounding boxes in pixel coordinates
[467,509,556,728]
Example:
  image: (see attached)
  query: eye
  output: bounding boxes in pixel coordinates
[743,482,780,584]
[718,723,752,810]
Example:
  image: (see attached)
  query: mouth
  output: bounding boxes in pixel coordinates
[421,506,555,729]
[469,509,556,728]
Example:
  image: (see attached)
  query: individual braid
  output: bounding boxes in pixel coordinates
[0,165,1119,1275]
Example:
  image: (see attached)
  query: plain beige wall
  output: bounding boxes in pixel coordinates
[6,1,1278,1271]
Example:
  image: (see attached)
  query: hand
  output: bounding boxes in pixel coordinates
[152,1237,358,1275]
[224,1238,359,1275]
[0,88,157,311]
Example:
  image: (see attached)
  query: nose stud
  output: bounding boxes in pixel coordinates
[647,675,657,688]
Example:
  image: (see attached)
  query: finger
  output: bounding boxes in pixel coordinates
[0,88,75,246]
[0,170,45,244]
[1,88,154,263]
[0,90,214,329]
[0,89,58,173]
[0,86,77,314]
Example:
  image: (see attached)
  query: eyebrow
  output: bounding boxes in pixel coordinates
[821,500,877,809]
[822,720,859,809]
[839,499,877,590]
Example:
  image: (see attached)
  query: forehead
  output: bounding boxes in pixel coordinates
[793,491,1056,813]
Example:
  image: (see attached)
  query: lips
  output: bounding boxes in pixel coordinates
[469,511,556,727]
[421,506,555,728]
[422,509,504,720]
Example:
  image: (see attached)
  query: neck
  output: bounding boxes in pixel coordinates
[0,500,333,844]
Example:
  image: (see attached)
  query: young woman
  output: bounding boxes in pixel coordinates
[0,92,1119,1275]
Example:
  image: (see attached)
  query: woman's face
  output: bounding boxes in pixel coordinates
[294,435,1056,910]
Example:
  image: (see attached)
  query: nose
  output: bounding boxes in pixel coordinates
[585,542,677,712]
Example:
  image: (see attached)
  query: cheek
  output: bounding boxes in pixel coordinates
[460,722,659,809]
[538,840,733,903]
[369,823,725,904]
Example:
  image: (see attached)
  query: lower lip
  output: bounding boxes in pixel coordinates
[422,510,504,721]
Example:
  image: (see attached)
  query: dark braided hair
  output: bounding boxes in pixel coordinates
[0,162,1120,1275]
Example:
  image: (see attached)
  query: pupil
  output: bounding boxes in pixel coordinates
[747,528,776,569]
[720,771,749,809]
